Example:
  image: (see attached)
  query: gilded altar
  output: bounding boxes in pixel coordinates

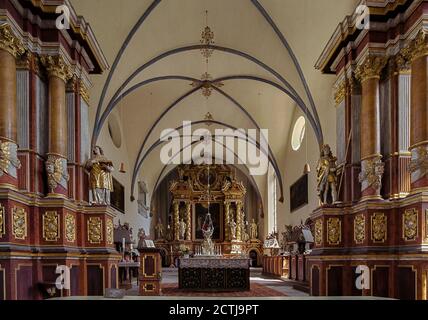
[154,165,263,265]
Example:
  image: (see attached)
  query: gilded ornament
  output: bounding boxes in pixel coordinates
[0,141,21,177]
[0,204,5,237]
[40,55,73,82]
[315,219,323,246]
[190,72,224,98]
[65,213,76,243]
[43,211,60,242]
[402,209,418,241]
[12,207,27,240]
[355,55,387,83]
[359,156,384,190]
[371,212,387,243]
[79,81,90,104]
[407,29,428,62]
[334,81,346,105]
[354,214,366,244]
[106,219,114,245]
[327,218,341,245]
[45,154,69,193]
[0,23,25,58]
[88,217,102,244]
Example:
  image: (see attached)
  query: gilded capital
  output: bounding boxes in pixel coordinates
[334,81,346,105]
[407,29,428,62]
[40,55,73,82]
[79,81,90,104]
[0,23,25,58]
[355,55,387,83]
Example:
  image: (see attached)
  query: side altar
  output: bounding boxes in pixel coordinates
[178,257,251,291]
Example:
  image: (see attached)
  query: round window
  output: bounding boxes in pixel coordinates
[108,115,122,149]
[291,116,306,151]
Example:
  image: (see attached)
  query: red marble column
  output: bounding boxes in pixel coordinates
[355,55,387,201]
[40,55,73,198]
[0,24,25,189]
[408,30,428,192]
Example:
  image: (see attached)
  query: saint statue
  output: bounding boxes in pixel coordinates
[250,219,258,240]
[155,220,164,240]
[179,219,186,240]
[230,219,237,240]
[165,224,173,242]
[316,144,338,205]
[85,146,114,205]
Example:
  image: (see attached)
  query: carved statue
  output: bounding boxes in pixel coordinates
[138,227,146,240]
[201,213,214,256]
[316,144,338,205]
[85,146,114,205]
[230,219,237,240]
[250,219,258,240]
[155,220,165,240]
[179,219,186,240]
[45,154,69,193]
[165,224,173,242]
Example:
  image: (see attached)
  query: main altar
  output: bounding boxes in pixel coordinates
[153,165,263,266]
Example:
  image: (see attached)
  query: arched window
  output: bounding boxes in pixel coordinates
[291,116,306,151]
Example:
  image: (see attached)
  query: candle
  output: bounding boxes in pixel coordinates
[122,238,125,251]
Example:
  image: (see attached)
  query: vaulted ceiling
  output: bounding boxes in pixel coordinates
[70,0,359,198]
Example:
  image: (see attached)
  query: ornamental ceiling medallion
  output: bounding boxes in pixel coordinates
[190,11,224,98]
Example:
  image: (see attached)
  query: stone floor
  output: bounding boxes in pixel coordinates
[124,268,308,297]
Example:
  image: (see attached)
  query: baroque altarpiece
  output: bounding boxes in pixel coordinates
[153,165,263,266]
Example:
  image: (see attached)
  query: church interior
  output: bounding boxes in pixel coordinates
[1,0,428,301]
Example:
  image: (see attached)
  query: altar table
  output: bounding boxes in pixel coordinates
[178,257,251,292]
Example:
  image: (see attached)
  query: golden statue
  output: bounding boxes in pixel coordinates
[85,146,114,205]
[316,144,338,205]
[155,220,165,240]
[250,219,258,240]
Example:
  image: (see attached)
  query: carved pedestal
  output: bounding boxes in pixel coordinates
[138,248,162,296]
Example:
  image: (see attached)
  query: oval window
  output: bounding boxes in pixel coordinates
[108,115,122,149]
[291,116,306,151]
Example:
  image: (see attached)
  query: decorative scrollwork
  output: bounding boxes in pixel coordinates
[355,55,387,82]
[0,204,5,237]
[12,207,27,240]
[45,155,69,193]
[43,211,60,241]
[87,217,102,244]
[354,214,366,244]
[315,220,323,246]
[106,219,114,245]
[403,209,418,241]
[359,157,384,191]
[65,213,76,243]
[327,218,341,245]
[0,23,25,58]
[371,212,387,243]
